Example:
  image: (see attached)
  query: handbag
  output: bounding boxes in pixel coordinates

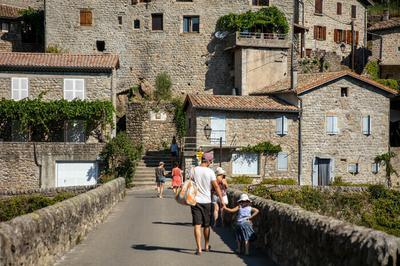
[175,167,198,206]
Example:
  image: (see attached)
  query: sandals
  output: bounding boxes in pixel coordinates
[204,245,211,252]
[194,250,202,256]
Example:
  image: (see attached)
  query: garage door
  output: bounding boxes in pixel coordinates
[232,153,259,176]
[56,161,98,187]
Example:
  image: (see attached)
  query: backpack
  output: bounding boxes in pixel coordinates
[175,167,198,206]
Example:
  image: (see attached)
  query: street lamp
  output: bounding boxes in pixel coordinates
[204,124,212,139]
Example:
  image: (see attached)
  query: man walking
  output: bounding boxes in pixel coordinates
[191,152,225,255]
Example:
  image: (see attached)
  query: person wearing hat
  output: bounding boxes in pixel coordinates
[223,194,259,256]
[155,161,166,198]
[190,152,225,255]
[211,167,229,227]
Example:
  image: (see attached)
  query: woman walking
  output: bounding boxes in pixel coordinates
[171,162,183,194]
[212,167,228,227]
[155,162,166,198]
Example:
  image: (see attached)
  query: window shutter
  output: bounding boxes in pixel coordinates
[11,78,28,100]
[314,26,318,39]
[337,2,342,15]
[11,78,20,100]
[75,79,85,100]
[283,116,288,135]
[334,29,338,43]
[322,27,326,40]
[363,115,371,135]
[356,31,359,45]
[333,116,338,133]
[315,0,322,14]
[64,79,74,100]
[20,78,28,99]
[210,114,226,144]
[277,152,288,171]
[276,117,283,135]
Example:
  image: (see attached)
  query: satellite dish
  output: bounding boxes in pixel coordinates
[215,31,229,39]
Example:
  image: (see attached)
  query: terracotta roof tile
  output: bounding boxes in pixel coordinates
[253,71,398,95]
[186,94,298,112]
[369,17,400,31]
[0,53,119,70]
[0,4,22,19]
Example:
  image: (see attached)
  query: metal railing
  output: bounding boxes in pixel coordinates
[238,32,287,40]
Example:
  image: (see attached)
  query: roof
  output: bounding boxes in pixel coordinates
[253,71,398,96]
[0,53,119,71]
[369,17,400,31]
[185,94,298,112]
[0,4,22,19]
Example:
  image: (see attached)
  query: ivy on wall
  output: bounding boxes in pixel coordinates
[0,99,114,140]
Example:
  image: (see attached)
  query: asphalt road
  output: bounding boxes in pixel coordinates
[55,188,276,266]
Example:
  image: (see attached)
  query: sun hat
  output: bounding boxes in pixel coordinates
[202,152,214,162]
[215,167,226,176]
[159,161,164,166]
[238,194,252,203]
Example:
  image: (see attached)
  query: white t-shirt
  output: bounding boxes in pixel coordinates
[192,166,216,204]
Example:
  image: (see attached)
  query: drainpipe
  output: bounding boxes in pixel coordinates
[297,97,303,185]
[33,143,42,188]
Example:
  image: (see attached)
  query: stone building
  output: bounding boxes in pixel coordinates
[254,71,397,185]
[184,94,299,179]
[369,17,400,81]
[0,0,43,9]
[0,52,119,191]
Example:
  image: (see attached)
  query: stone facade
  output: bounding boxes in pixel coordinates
[299,76,391,185]
[226,188,400,266]
[0,72,113,101]
[303,0,367,57]
[187,108,299,178]
[0,0,43,9]
[0,178,125,266]
[127,101,177,151]
[44,0,295,95]
[0,143,105,191]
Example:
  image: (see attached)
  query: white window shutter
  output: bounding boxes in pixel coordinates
[11,78,28,100]
[276,117,283,135]
[11,78,19,100]
[333,116,338,133]
[75,79,85,100]
[20,78,28,99]
[283,116,288,135]
[326,116,332,133]
[64,79,74,100]
[363,115,371,135]
[210,114,226,144]
[277,152,288,171]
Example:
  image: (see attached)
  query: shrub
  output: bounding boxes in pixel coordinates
[100,132,143,185]
[171,97,186,139]
[228,176,253,185]
[154,72,172,101]
[261,178,297,185]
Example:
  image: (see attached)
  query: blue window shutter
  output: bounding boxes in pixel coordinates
[333,116,338,133]
[183,17,189,32]
[283,116,288,135]
[326,116,332,133]
[363,115,371,135]
[277,152,288,171]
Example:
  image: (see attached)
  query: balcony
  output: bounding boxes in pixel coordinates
[225,31,290,50]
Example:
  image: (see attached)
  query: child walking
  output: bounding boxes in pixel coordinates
[171,162,183,194]
[223,194,259,256]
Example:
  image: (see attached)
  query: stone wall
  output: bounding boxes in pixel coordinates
[0,178,125,266]
[299,76,391,185]
[303,0,367,56]
[0,143,105,191]
[0,184,98,197]
[126,101,177,151]
[190,109,299,178]
[226,188,400,266]
[370,27,400,66]
[0,72,113,101]
[0,0,43,9]
[44,0,294,95]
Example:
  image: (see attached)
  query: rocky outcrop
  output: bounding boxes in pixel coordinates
[0,178,125,266]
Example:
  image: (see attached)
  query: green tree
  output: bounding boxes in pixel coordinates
[154,72,172,101]
[375,151,398,187]
[241,141,282,178]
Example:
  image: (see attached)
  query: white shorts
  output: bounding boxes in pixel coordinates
[212,195,228,205]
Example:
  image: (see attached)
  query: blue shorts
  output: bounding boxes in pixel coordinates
[156,176,166,184]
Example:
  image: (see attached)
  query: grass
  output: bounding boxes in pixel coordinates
[248,184,400,237]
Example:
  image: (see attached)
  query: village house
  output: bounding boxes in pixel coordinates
[0,52,119,191]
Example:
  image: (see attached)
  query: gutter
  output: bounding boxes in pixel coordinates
[298,97,303,185]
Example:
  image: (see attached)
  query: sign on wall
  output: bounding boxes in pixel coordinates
[150,111,167,121]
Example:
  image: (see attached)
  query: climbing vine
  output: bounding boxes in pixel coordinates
[171,97,187,139]
[216,6,289,34]
[0,99,114,140]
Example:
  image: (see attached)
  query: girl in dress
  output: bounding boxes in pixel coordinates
[212,167,228,227]
[171,162,183,194]
[223,194,259,256]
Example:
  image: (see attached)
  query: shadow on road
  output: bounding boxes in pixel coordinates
[152,221,192,227]
[131,244,234,255]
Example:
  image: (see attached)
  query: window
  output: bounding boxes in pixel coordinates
[351,5,357,19]
[252,0,269,6]
[398,47,400,52]
[64,79,85,100]
[326,116,338,134]
[210,114,226,144]
[80,10,93,26]
[362,115,372,135]
[96,40,105,52]
[132,0,151,4]
[341,87,348,97]
[334,29,346,43]
[345,30,359,45]
[183,16,200,33]
[133,19,140,29]
[118,16,123,25]
[277,152,288,171]
[232,153,259,175]
[276,116,288,136]
[372,163,379,174]
[11,78,28,101]
[315,0,323,14]
[152,14,163,31]
[337,2,342,15]
[314,26,326,41]
[1,22,9,32]
[65,120,85,143]
[348,163,359,174]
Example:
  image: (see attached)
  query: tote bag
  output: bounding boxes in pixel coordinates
[175,168,198,206]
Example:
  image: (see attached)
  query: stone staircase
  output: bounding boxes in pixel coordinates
[133,151,175,187]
